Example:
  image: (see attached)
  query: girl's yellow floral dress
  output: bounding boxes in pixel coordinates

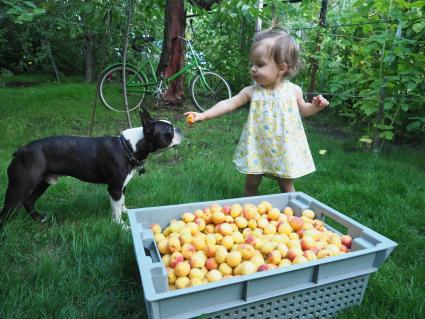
[233,81,315,179]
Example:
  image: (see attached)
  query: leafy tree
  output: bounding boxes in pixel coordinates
[1,0,423,143]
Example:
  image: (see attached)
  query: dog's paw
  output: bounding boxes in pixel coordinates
[114,218,130,230]
[119,221,130,231]
[40,214,48,224]
[31,211,48,224]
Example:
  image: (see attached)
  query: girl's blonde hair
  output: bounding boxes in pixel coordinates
[251,21,300,78]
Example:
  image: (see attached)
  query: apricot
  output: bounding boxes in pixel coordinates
[289,216,304,231]
[300,236,315,251]
[231,231,244,244]
[218,223,233,236]
[190,277,203,286]
[158,239,170,255]
[287,248,303,261]
[258,263,277,272]
[205,257,219,271]
[186,113,195,125]
[260,201,272,212]
[226,251,242,267]
[206,269,223,282]
[247,219,257,230]
[181,212,195,223]
[191,236,206,251]
[250,255,265,268]
[215,245,228,264]
[230,203,243,218]
[167,268,176,284]
[212,211,226,224]
[189,251,206,268]
[174,261,191,277]
[283,206,294,217]
[204,244,217,258]
[221,236,234,250]
[267,208,281,221]
[150,223,162,234]
[218,263,233,276]
[279,259,292,267]
[168,237,181,253]
[301,209,315,219]
[175,276,190,289]
[239,244,255,260]
[277,222,293,236]
[240,261,256,275]
[292,255,309,264]
[303,250,318,261]
[189,268,205,280]
[181,243,196,259]
[341,235,353,248]
[266,250,282,265]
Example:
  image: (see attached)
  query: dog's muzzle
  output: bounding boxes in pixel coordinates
[172,128,183,147]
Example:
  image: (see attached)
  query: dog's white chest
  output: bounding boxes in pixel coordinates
[123,169,136,188]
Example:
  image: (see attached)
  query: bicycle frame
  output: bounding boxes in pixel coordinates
[126,39,214,95]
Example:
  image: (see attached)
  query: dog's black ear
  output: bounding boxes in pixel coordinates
[140,107,153,122]
[140,108,154,135]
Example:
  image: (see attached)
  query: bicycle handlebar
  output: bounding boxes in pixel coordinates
[172,36,193,44]
[132,36,156,52]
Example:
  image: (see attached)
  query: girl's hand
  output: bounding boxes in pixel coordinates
[183,111,205,125]
[312,95,329,110]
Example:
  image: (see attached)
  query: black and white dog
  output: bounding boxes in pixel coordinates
[0,108,182,227]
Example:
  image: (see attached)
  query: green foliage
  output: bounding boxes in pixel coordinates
[190,15,254,92]
[1,0,45,24]
[0,0,423,141]
[303,0,425,143]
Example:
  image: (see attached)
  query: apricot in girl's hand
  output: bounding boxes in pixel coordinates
[186,114,195,126]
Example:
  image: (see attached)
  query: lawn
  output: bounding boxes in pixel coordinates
[0,81,424,318]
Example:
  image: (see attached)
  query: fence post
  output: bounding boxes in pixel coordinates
[307,0,328,101]
[372,0,394,152]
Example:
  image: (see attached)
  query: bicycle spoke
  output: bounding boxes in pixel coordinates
[98,65,145,112]
[190,71,231,112]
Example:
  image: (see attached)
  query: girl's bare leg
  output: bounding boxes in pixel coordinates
[244,174,263,196]
[277,178,295,193]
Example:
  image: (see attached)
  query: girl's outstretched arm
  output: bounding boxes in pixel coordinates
[294,85,329,117]
[184,86,254,123]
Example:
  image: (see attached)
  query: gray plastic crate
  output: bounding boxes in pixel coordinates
[128,192,397,319]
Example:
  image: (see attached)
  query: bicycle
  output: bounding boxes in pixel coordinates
[97,36,232,113]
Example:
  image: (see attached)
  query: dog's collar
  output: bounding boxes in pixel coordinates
[119,135,144,167]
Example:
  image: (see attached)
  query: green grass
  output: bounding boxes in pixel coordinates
[0,82,424,319]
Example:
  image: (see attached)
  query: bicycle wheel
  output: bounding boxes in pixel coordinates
[189,71,232,112]
[97,64,146,112]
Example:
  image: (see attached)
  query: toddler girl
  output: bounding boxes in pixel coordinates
[184,25,329,196]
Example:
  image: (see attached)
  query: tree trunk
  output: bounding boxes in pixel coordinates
[157,0,186,106]
[42,39,61,83]
[307,0,328,101]
[85,34,95,83]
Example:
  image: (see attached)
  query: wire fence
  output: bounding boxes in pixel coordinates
[286,15,424,104]
[305,91,425,102]
[285,17,425,31]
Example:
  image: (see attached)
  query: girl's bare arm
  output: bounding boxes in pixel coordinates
[185,86,254,122]
[294,85,329,117]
